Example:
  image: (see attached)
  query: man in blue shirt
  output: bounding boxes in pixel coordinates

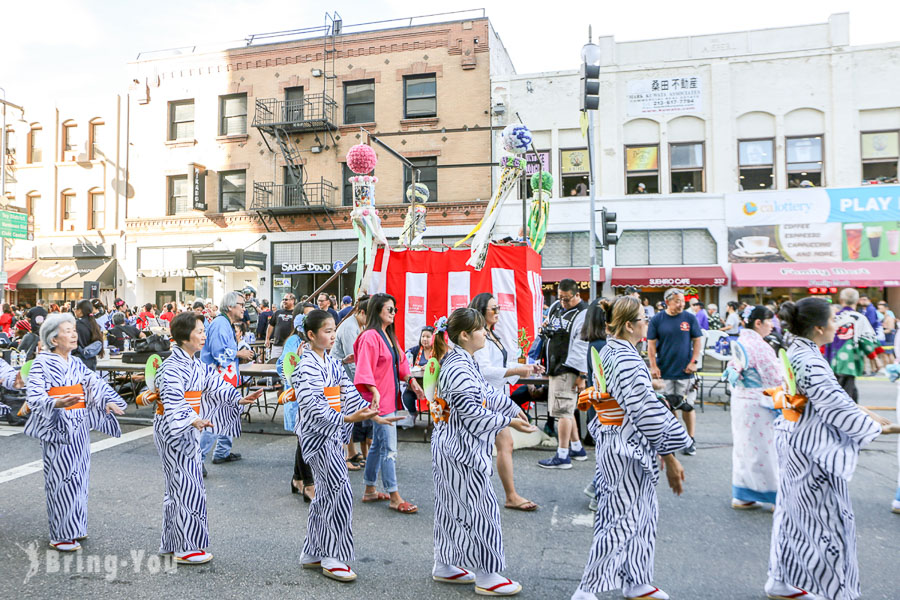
[199,291,255,472]
[337,295,354,322]
[689,299,709,330]
[648,288,703,456]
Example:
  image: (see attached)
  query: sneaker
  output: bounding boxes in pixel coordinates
[538,454,572,470]
[582,483,595,500]
[212,453,242,464]
[682,440,696,456]
[588,497,598,512]
[569,447,588,461]
[202,465,208,478]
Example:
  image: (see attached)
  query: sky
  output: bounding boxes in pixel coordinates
[2,0,900,111]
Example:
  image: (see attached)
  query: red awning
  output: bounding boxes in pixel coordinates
[541,267,605,282]
[610,266,728,288]
[731,262,900,288]
[4,259,36,291]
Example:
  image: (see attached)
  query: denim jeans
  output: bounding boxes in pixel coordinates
[199,431,233,461]
[363,412,398,493]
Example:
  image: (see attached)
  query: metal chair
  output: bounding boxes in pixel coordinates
[699,330,731,409]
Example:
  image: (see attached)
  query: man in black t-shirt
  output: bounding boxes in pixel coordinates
[266,293,296,358]
[27,299,49,333]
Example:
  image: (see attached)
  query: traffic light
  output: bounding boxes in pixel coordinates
[600,208,617,248]
[580,61,600,111]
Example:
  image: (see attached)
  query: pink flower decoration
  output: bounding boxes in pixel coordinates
[346,144,378,174]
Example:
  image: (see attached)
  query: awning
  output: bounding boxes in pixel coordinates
[17,258,118,289]
[731,262,900,288]
[541,267,605,282]
[610,266,728,288]
[3,259,36,291]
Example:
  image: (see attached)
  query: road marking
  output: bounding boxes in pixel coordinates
[0,425,23,437]
[550,505,558,527]
[0,427,154,485]
[571,513,594,527]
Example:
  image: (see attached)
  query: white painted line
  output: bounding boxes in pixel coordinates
[571,513,594,527]
[0,425,23,437]
[0,426,154,485]
[550,505,559,527]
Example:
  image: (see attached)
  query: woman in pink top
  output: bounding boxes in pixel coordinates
[354,293,425,514]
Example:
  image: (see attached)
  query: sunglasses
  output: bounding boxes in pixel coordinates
[488,306,500,313]
[386,306,396,314]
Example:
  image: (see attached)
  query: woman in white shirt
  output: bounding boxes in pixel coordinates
[469,293,544,511]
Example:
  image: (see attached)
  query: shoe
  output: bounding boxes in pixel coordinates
[538,454,572,470]
[202,465,207,478]
[174,550,213,564]
[475,576,522,596]
[291,479,301,495]
[570,447,588,461]
[732,499,761,510]
[892,499,900,514]
[765,577,813,599]
[49,540,81,552]
[321,558,357,582]
[682,440,696,456]
[582,483,595,500]
[301,552,321,569]
[212,453,242,464]
[432,564,476,584]
[623,584,669,599]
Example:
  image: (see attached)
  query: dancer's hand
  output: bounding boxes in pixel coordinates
[408,378,425,400]
[661,454,685,496]
[240,389,264,405]
[192,418,213,430]
[53,394,83,409]
[509,418,537,434]
[880,423,900,435]
[345,405,379,423]
[13,372,24,389]
[369,388,381,412]
[106,402,125,415]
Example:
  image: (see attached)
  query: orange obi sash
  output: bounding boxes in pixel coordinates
[324,386,341,413]
[156,391,202,415]
[578,387,624,426]
[49,385,85,410]
[763,386,808,422]
[278,388,295,405]
[430,397,449,423]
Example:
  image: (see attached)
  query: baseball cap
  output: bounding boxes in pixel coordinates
[342,295,352,304]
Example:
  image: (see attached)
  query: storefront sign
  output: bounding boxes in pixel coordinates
[560,149,588,174]
[732,261,900,287]
[626,76,702,116]
[826,186,900,222]
[728,224,842,263]
[726,185,900,226]
[273,277,291,287]
[138,269,198,278]
[523,151,551,176]
[191,164,207,211]
[280,263,332,275]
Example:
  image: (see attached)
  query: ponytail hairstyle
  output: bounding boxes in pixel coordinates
[778,297,832,339]
[581,297,611,342]
[302,309,335,342]
[446,308,486,346]
[432,316,450,361]
[606,296,643,339]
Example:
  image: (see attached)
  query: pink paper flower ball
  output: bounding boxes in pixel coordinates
[346,144,377,174]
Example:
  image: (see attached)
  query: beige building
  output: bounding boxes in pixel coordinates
[2,96,129,307]
[126,12,514,306]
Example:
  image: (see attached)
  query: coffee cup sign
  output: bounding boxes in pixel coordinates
[735,236,770,251]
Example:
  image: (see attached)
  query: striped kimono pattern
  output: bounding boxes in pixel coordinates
[729,328,784,504]
[153,345,244,554]
[577,338,691,594]
[433,348,519,574]
[292,351,367,562]
[0,357,17,416]
[24,352,126,542]
[768,338,881,600]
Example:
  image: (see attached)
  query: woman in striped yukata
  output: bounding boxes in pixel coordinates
[24,313,127,553]
[766,298,898,600]
[572,296,690,600]
[154,312,262,565]
[433,308,537,596]
[293,309,394,583]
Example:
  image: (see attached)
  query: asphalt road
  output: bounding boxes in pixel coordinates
[1,379,898,600]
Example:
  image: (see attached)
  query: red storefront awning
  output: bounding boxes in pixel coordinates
[541,267,605,282]
[731,262,900,288]
[610,266,728,288]
[4,259,36,291]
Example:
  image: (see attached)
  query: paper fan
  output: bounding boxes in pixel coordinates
[282,352,300,382]
[590,347,606,394]
[731,340,748,372]
[145,354,163,393]
[20,359,33,382]
[779,348,796,396]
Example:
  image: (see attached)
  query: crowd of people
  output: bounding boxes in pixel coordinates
[3,279,899,600]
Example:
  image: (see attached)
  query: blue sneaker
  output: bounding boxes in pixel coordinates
[538,454,572,469]
[569,447,588,461]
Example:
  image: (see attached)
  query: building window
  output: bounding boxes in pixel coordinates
[89,119,103,160]
[89,191,105,230]
[167,175,190,215]
[28,126,42,163]
[219,94,248,136]
[670,142,704,193]
[786,135,823,188]
[284,86,304,122]
[403,74,436,119]
[60,190,77,229]
[560,149,589,197]
[343,163,376,207]
[738,138,774,190]
[344,80,375,124]
[168,100,194,141]
[62,122,77,158]
[861,131,899,185]
[219,170,246,212]
[403,157,438,202]
[625,145,659,194]
[542,231,603,267]
[616,229,716,266]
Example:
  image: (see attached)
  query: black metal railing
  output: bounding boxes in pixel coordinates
[252,94,337,131]
[250,179,338,211]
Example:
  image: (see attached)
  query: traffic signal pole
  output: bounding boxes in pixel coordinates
[587,109,598,301]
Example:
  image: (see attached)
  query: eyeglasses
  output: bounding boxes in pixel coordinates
[559,294,575,303]
[488,306,500,313]
[387,307,397,314]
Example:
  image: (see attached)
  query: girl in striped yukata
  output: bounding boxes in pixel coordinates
[766,298,899,600]
[433,308,536,597]
[572,296,690,600]
[24,313,127,553]
[293,309,392,583]
[154,312,262,565]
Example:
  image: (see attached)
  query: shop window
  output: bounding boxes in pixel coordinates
[520,150,551,200]
[625,145,659,194]
[616,229,716,266]
[219,170,246,212]
[403,157,438,202]
[167,175,190,215]
[28,125,42,163]
[404,74,437,119]
[560,149,589,197]
[219,94,248,136]
[61,122,77,159]
[89,119,103,160]
[168,100,194,141]
[786,136,823,188]
[344,80,375,124]
[89,191,105,230]
[670,142,704,193]
[861,131,899,185]
[738,138,774,190]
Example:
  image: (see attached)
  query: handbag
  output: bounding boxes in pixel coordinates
[134,334,171,354]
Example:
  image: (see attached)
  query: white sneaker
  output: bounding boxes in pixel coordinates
[891,499,900,514]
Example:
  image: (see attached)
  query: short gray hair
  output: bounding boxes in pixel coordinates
[40,313,76,350]
[664,288,685,302]
[221,291,244,311]
[112,312,126,325]
[839,287,859,306]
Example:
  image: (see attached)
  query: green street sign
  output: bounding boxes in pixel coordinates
[0,210,28,240]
